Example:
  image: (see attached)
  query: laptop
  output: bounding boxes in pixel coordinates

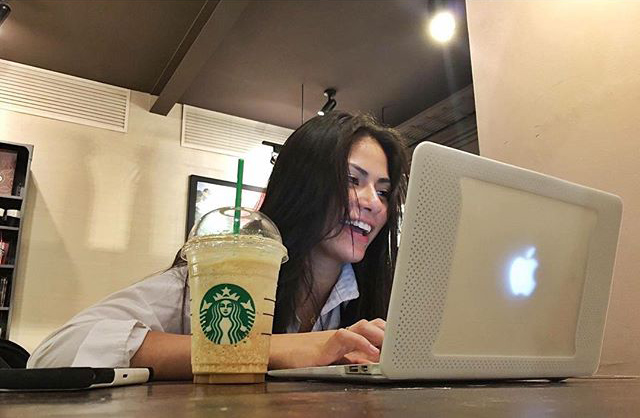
[269,141,622,382]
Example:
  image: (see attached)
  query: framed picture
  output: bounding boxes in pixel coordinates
[0,150,18,196]
[186,175,265,239]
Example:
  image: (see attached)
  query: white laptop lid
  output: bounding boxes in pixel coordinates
[381,142,622,380]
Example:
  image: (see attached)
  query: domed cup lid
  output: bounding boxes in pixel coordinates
[181,206,288,263]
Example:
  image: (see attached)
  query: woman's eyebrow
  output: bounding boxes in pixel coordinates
[349,163,391,184]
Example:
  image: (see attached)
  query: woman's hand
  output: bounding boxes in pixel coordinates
[338,318,386,365]
[268,318,386,369]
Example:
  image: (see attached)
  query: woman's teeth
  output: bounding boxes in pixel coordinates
[344,219,372,236]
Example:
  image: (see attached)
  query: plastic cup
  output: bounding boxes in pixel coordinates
[181,207,287,384]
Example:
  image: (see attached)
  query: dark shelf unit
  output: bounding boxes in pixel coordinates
[0,226,19,232]
[0,141,33,339]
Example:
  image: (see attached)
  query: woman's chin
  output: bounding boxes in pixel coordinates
[339,247,367,264]
[320,228,374,264]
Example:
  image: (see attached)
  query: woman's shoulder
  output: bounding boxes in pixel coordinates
[133,265,189,293]
[158,265,188,281]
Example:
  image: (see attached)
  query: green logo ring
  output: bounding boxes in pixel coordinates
[199,283,256,344]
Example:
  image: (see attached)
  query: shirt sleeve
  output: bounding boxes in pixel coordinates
[27,266,190,368]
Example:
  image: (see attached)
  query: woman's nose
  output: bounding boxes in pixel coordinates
[357,184,383,212]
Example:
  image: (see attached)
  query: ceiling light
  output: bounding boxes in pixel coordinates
[429,11,456,43]
[317,88,337,116]
[262,140,283,165]
[0,2,11,27]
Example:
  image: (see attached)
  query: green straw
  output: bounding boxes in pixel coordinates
[233,158,244,234]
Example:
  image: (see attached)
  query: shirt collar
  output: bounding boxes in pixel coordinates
[320,263,359,316]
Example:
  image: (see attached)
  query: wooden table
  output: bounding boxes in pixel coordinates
[1,377,638,417]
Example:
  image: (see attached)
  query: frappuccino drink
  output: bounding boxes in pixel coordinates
[182,207,287,384]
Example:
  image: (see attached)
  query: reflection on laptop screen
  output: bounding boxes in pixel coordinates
[432,177,597,357]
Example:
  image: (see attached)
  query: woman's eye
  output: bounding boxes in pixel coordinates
[378,190,390,200]
[348,175,359,185]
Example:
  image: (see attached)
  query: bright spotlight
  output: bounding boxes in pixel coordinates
[429,11,456,43]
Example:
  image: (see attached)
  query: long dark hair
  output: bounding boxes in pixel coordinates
[172,111,408,334]
[260,111,408,333]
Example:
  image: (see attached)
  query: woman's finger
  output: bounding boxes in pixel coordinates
[316,328,380,365]
[338,351,376,365]
[347,320,385,347]
[370,318,386,331]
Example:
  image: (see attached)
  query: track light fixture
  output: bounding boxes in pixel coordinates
[262,140,283,165]
[0,2,11,27]
[317,88,337,116]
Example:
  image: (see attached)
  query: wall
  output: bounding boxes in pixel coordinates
[466,1,640,374]
[0,90,275,352]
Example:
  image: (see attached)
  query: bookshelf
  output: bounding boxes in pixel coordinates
[0,141,33,339]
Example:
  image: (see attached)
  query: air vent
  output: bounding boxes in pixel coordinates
[181,105,292,157]
[0,59,129,132]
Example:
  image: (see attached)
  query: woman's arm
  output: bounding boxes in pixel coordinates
[130,318,386,379]
[269,329,378,369]
[129,331,192,380]
[269,318,386,369]
[27,268,189,371]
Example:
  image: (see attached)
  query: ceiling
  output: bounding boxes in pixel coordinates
[0,0,472,129]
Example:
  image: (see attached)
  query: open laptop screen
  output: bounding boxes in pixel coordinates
[432,177,597,358]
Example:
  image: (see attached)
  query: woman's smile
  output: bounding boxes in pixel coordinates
[317,136,391,264]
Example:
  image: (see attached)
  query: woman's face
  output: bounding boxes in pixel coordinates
[315,136,391,265]
[219,300,232,317]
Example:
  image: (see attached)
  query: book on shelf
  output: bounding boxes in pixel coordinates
[0,276,7,306]
[0,239,9,265]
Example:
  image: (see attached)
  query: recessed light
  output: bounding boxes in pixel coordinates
[429,11,456,43]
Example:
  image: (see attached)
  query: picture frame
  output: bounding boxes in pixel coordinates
[186,175,265,240]
[0,150,18,196]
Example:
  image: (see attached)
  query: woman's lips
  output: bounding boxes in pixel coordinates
[345,225,370,245]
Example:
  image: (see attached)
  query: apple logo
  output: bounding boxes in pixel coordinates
[508,247,538,297]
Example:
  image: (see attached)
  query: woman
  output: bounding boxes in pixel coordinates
[27,111,409,380]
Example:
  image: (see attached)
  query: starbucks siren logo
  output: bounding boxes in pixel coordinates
[200,283,256,344]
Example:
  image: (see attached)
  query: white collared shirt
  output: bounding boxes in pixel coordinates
[287,263,360,332]
[27,264,360,368]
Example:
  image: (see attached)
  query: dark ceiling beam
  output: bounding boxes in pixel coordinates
[150,1,220,96]
[150,0,248,115]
